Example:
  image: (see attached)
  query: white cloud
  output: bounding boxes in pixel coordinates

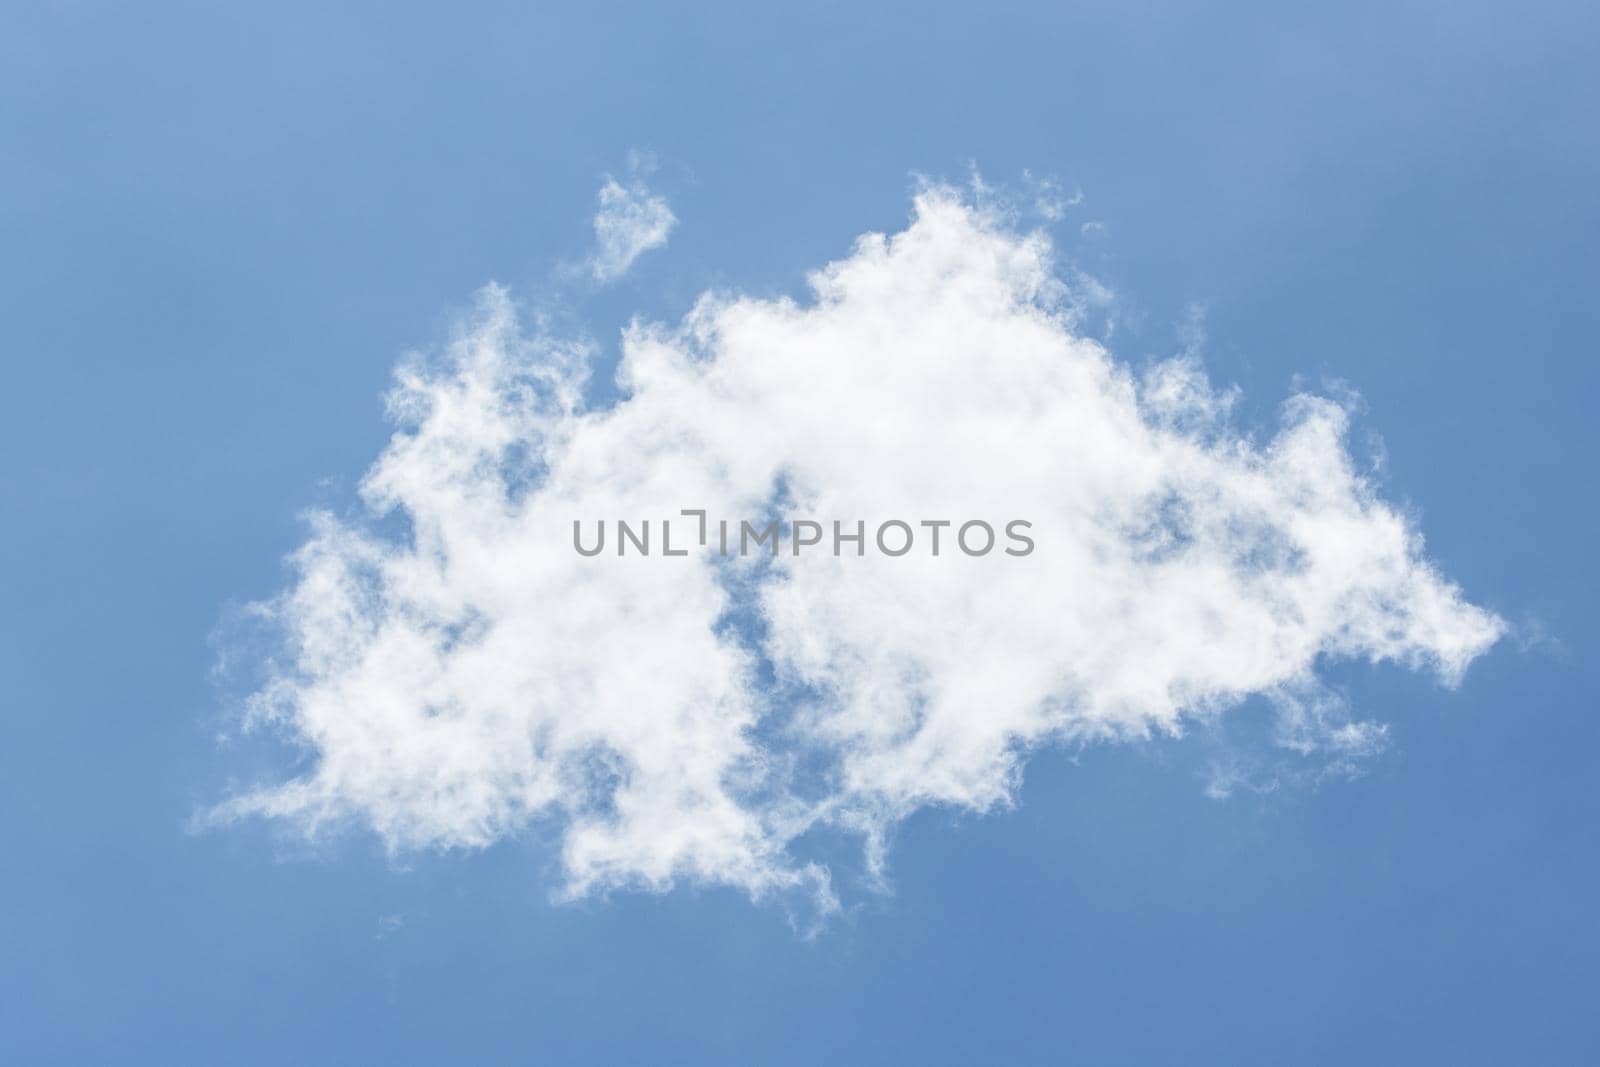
[206,184,1502,919]
[587,168,676,283]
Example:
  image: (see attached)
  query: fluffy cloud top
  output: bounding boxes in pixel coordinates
[209,186,1502,916]
[588,173,676,282]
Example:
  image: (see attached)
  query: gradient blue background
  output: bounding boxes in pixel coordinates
[4,2,1597,1063]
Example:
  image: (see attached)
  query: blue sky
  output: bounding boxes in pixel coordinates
[3,2,1598,1063]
